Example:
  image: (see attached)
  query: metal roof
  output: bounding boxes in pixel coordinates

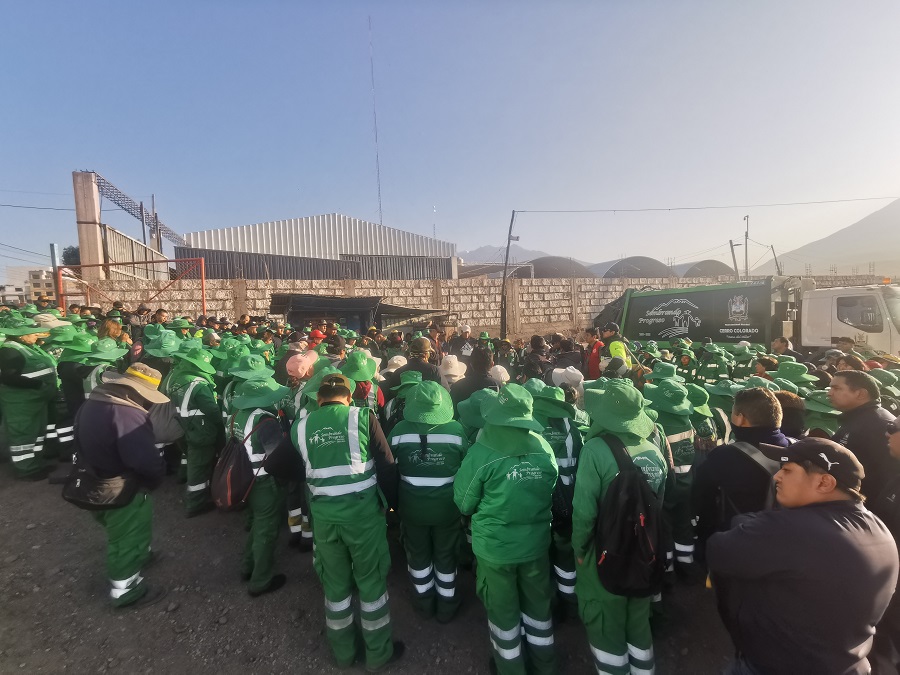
[184,213,456,259]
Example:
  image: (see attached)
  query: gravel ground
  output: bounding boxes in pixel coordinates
[0,468,733,674]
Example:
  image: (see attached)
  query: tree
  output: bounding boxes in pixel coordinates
[61,245,80,266]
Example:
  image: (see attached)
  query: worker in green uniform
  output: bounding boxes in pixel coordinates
[703,379,741,445]
[381,370,422,435]
[684,382,718,461]
[341,350,382,412]
[283,373,403,671]
[454,384,558,675]
[572,380,668,675]
[729,345,756,382]
[165,347,223,517]
[228,376,290,596]
[457,387,499,444]
[643,379,698,580]
[531,385,584,616]
[0,321,55,480]
[695,345,731,385]
[388,381,468,622]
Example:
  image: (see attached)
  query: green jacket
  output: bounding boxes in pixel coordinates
[571,427,668,563]
[533,413,583,488]
[226,407,282,478]
[389,419,468,526]
[454,424,558,565]
[166,368,222,445]
[291,403,381,524]
[731,361,755,382]
[654,410,695,470]
[695,357,730,385]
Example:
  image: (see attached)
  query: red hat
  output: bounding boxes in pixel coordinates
[864,360,883,370]
[309,329,326,339]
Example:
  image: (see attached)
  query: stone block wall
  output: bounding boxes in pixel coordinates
[81,273,883,339]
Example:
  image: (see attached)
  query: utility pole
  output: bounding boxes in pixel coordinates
[499,210,518,339]
[743,215,749,279]
[729,240,741,280]
[139,200,147,246]
[770,245,783,275]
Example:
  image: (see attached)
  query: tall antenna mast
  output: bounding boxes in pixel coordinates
[368,16,383,227]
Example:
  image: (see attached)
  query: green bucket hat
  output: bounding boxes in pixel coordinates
[302,366,349,401]
[145,330,181,358]
[20,303,39,317]
[142,323,163,341]
[229,353,275,381]
[83,337,129,363]
[684,383,713,417]
[776,354,797,364]
[391,370,423,394]
[804,390,840,415]
[235,334,252,345]
[482,383,543,432]
[479,331,490,340]
[584,380,655,438]
[731,345,755,363]
[173,347,216,374]
[741,375,781,392]
[42,324,77,346]
[0,320,45,337]
[643,361,686,383]
[703,379,741,398]
[869,369,900,398]
[106,310,124,323]
[458,388,498,430]
[767,361,817,384]
[231,377,291,411]
[773,378,799,395]
[583,377,612,392]
[532,386,576,419]
[642,341,661,358]
[59,333,96,354]
[522,378,547,397]
[404,380,454,425]
[340,351,377,382]
[643,380,692,416]
[250,338,274,354]
[167,318,193,330]
[176,337,204,353]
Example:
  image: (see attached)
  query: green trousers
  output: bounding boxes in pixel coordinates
[575,557,655,675]
[286,480,313,544]
[663,472,695,566]
[475,555,556,675]
[240,478,285,593]
[312,515,394,669]
[0,386,48,478]
[184,441,215,513]
[401,519,462,621]
[550,531,578,614]
[93,492,153,607]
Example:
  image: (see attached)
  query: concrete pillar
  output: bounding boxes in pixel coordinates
[233,279,248,317]
[72,172,104,282]
[342,278,356,297]
[431,279,444,311]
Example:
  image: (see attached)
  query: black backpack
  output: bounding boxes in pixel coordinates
[211,417,272,512]
[594,433,665,597]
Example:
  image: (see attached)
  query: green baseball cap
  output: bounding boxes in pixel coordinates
[403,380,454,425]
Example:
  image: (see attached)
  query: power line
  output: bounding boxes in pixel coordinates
[0,203,75,211]
[0,242,50,258]
[0,252,50,265]
[0,188,71,196]
[516,195,898,214]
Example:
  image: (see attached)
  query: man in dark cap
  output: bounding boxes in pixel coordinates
[599,322,631,369]
[707,438,898,675]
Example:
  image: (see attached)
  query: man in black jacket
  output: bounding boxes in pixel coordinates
[446,325,478,367]
[449,344,500,414]
[830,370,898,501]
[693,387,790,558]
[381,337,441,401]
[75,363,169,608]
[708,438,898,675]
[771,336,804,362]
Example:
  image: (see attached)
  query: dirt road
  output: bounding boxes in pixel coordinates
[0,471,732,674]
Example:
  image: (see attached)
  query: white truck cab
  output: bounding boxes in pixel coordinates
[800,284,900,355]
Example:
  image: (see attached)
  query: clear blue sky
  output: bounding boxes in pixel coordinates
[2,1,899,280]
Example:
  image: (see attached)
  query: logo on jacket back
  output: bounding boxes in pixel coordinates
[632,455,665,491]
[506,461,543,483]
[309,426,346,447]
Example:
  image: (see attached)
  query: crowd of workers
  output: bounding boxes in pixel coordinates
[1,294,900,674]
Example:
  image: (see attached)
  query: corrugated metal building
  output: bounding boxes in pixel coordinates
[339,254,454,280]
[173,247,358,280]
[184,213,456,259]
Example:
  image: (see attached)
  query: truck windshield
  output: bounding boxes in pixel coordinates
[882,287,900,334]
